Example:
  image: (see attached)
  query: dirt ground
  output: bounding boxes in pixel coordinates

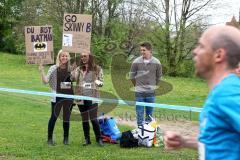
[71,108,199,137]
[116,118,199,137]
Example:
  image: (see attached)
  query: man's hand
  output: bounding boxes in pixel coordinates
[164,131,198,150]
[164,131,183,150]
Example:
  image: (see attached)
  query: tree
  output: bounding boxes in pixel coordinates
[1,0,215,76]
[104,0,122,38]
[0,0,24,53]
[141,0,215,76]
[91,0,107,36]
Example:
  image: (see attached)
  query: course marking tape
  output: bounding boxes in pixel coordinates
[0,87,202,113]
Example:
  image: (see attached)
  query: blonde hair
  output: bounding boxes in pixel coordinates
[56,49,71,71]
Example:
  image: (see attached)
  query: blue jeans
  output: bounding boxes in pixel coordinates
[135,92,155,125]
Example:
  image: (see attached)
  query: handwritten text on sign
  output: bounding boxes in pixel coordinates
[25,26,53,64]
[25,26,54,65]
[62,14,92,53]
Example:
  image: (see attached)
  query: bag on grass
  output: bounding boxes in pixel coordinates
[138,123,156,147]
[99,117,121,141]
[101,135,118,144]
[120,130,138,148]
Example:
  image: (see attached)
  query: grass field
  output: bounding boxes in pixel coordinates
[0,52,208,159]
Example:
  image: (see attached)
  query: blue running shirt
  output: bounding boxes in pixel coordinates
[199,74,240,160]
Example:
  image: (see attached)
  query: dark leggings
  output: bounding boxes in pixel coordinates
[78,100,101,141]
[48,97,73,139]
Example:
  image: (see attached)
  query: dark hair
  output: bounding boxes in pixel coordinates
[211,34,240,69]
[140,42,152,51]
[80,54,98,71]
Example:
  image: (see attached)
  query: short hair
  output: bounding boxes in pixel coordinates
[211,34,240,69]
[140,42,152,51]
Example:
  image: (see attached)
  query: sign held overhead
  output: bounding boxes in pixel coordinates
[62,14,92,53]
[25,25,54,65]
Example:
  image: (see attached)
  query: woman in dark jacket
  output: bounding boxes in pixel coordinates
[39,49,73,145]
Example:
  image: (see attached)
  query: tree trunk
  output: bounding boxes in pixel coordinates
[80,0,85,13]
[105,0,117,38]
[164,0,177,76]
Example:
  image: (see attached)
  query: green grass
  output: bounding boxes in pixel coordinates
[0,52,207,159]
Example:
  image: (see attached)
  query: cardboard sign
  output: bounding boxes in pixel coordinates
[25,25,54,64]
[62,14,92,53]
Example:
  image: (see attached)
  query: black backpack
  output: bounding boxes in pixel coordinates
[120,130,138,148]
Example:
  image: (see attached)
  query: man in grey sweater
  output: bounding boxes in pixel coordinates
[129,42,162,126]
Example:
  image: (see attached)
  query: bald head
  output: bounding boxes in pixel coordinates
[203,25,240,69]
